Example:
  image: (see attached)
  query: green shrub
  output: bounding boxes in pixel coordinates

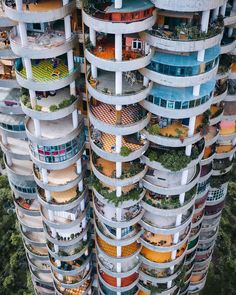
[35,105,42,111]
[147,150,158,162]
[147,124,160,135]
[120,146,132,157]
[58,99,71,109]
[49,104,58,112]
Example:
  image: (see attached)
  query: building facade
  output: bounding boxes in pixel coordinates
[0,0,235,295]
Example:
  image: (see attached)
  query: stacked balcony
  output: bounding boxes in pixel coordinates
[5,1,92,294]
[83,0,156,294]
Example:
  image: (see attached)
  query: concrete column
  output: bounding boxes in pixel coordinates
[91,65,97,79]
[145,42,150,55]
[212,7,219,20]
[80,198,85,211]
[82,217,87,228]
[1,132,8,145]
[72,109,78,128]
[115,72,122,95]
[201,10,210,32]
[220,3,227,16]
[186,116,196,156]
[34,119,41,137]
[41,168,48,184]
[76,158,82,174]
[197,49,205,62]
[143,76,150,87]
[18,23,28,46]
[45,190,51,202]
[115,34,122,61]
[6,153,12,167]
[181,169,189,185]
[79,179,84,192]
[115,0,122,9]
[228,27,234,38]
[176,214,182,226]
[233,0,236,11]
[48,210,54,222]
[193,85,200,96]
[173,232,180,244]
[67,50,76,96]
[116,228,122,239]
[15,0,23,10]
[89,28,96,47]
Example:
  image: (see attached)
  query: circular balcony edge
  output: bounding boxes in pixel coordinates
[44,223,90,247]
[37,186,87,212]
[139,267,181,285]
[26,117,83,146]
[21,96,79,121]
[90,137,149,163]
[209,111,224,126]
[87,76,153,106]
[224,94,236,102]
[41,204,88,230]
[92,186,145,209]
[142,129,202,148]
[220,40,236,55]
[54,280,92,295]
[140,227,190,253]
[52,268,92,289]
[29,266,54,286]
[140,30,223,53]
[16,210,43,232]
[141,193,196,217]
[91,161,148,187]
[138,283,178,295]
[0,125,26,139]
[97,255,140,278]
[24,244,49,261]
[27,254,51,273]
[139,245,187,269]
[85,48,154,72]
[212,164,233,176]
[151,0,226,12]
[214,147,236,159]
[29,142,85,171]
[10,34,78,60]
[50,254,91,276]
[140,96,213,119]
[93,198,144,228]
[0,141,30,161]
[218,132,236,142]
[33,167,83,192]
[140,65,218,88]
[88,108,151,136]
[82,9,156,34]
[142,145,204,173]
[200,153,216,165]
[14,200,40,217]
[205,130,220,147]
[48,243,89,263]
[10,182,37,199]
[140,211,193,235]
[95,239,141,263]
[213,88,228,104]
[4,157,34,181]
[98,271,139,293]
[3,1,76,23]
[20,226,46,247]
[15,68,79,92]
[94,220,142,247]
[143,165,200,195]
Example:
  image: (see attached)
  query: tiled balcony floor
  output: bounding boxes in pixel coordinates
[2,137,29,156]
[51,187,77,203]
[10,158,33,176]
[91,103,144,125]
[143,231,173,246]
[216,145,233,153]
[19,59,69,82]
[96,158,130,177]
[19,0,62,11]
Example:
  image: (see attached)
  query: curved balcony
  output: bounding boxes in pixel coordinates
[82,6,156,34]
[91,158,147,187]
[87,72,153,106]
[21,89,79,121]
[223,101,236,121]
[41,202,89,230]
[96,235,141,264]
[141,82,214,119]
[209,105,224,125]
[30,266,54,286]
[140,242,188,269]
[141,186,197,217]
[142,124,202,148]
[21,227,46,247]
[140,208,193,235]
[14,196,40,216]
[89,102,151,136]
[0,113,26,139]
[93,197,144,228]
[0,137,30,161]
[95,219,142,247]
[221,39,236,54]
[54,279,92,295]
[15,59,79,91]
[151,0,226,12]
[215,145,236,160]
[140,46,219,87]
[142,141,204,173]
[37,186,87,212]
[205,126,219,147]
[85,47,153,72]
[90,131,149,163]
[92,181,145,209]
[16,209,43,232]
[213,82,228,104]
[3,0,76,23]
[10,32,78,59]
[143,164,200,196]
[4,156,34,181]
[140,28,222,53]
[33,164,82,192]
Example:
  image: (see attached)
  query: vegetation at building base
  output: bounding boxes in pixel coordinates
[202,163,236,295]
[0,175,34,295]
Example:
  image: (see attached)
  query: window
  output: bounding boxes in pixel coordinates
[132,40,142,50]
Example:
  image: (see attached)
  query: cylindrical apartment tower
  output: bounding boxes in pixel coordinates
[82,0,155,294]
[4,1,92,294]
[0,4,55,295]
[139,0,225,294]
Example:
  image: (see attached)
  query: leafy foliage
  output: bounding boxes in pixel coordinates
[0,175,34,295]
